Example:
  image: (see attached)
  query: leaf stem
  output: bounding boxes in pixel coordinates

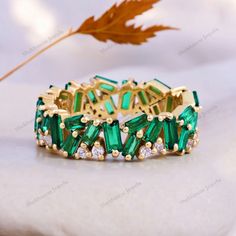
[0,28,77,82]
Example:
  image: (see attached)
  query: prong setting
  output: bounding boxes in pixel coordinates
[34,78,200,161]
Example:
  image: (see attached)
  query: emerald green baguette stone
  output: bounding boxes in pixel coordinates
[122,80,137,85]
[178,128,190,152]
[154,79,171,89]
[34,98,44,131]
[62,134,81,156]
[65,82,71,90]
[138,91,149,105]
[193,91,200,107]
[41,116,50,133]
[153,105,160,115]
[121,91,132,110]
[64,115,85,131]
[95,75,118,84]
[74,92,83,112]
[143,118,163,143]
[179,106,195,126]
[36,132,40,140]
[189,112,198,133]
[125,114,149,133]
[99,83,115,92]
[36,98,44,106]
[163,117,178,150]
[34,109,42,131]
[166,96,173,112]
[88,91,97,104]
[122,135,141,158]
[103,120,123,153]
[80,122,101,146]
[149,86,162,96]
[50,114,64,148]
[105,100,115,114]
[178,112,198,151]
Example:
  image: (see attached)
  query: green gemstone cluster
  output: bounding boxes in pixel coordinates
[35,76,200,161]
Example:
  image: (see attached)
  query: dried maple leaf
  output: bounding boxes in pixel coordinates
[0,0,177,81]
[77,0,175,44]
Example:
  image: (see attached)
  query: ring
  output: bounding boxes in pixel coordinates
[34,75,201,161]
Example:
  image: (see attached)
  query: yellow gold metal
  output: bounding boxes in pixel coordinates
[187,124,192,130]
[35,77,200,161]
[39,140,44,146]
[161,149,167,155]
[60,123,65,129]
[63,151,68,158]
[44,130,49,136]
[171,86,187,97]
[137,154,145,160]
[94,141,100,148]
[81,117,89,123]
[81,143,87,149]
[123,127,129,133]
[125,155,132,161]
[177,120,184,126]
[86,152,92,159]
[177,150,185,156]
[152,148,158,154]
[43,111,49,117]
[93,119,100,126]
[173,144,179,152]
[145,142,152,148]
[72,131,79,138]
[39,105,46,111]
[158,112,174,120]
[106,117,113,124]
[186,146,192,153]
[112,150,120,158]
[36,117,42,123]
[157,137,163,144]
[136,130,144,139]
[98,155,105,161]
[194,106,202,112]
[147,115,153,122]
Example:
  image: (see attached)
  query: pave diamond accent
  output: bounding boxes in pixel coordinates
[38,135,52,147]
[186,139,194,149]
[154,142,164,153]
[43,135,52,146]
[140,146,152,158]
[76,147,87,159]
[92,146,105,159]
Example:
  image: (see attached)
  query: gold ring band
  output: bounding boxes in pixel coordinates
[34,75,201,161]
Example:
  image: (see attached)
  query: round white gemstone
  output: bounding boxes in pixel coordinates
[154,142,164,153]
[140,146,152,158]
[186,139,194,149]
[42,135,52,146]
[92,146,104,159]
[38,135,52,146]
[77,147,87,159]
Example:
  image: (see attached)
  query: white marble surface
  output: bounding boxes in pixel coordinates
[0,61,236,236]
[1,0,236,235]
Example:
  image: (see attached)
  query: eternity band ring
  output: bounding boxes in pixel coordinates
[34,75,201,161]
